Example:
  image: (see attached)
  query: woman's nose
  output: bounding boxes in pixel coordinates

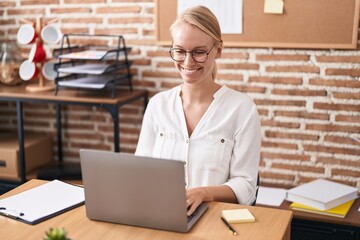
[183,52,196,65]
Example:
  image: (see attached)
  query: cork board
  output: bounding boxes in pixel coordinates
[156,0,360,49]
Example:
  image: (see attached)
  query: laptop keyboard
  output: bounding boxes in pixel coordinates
[187,213,196,222]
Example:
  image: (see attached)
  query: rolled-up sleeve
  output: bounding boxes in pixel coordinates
[223,105,261,205]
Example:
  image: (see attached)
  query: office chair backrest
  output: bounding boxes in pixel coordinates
[251,174,260,206]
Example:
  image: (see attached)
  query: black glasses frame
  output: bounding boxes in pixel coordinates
[169,44,215,63]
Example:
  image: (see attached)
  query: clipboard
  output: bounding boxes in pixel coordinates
[0,180,84,225]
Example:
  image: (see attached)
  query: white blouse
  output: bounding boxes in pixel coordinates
[135,85,261,205]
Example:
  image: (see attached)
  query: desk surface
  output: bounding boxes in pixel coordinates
[0,180,292,240]
[259,198,360,227]
[0,83,147,105]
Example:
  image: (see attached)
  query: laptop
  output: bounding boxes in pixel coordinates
[79,149,208,233]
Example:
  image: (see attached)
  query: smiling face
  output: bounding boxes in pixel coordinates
[171,23,221,86]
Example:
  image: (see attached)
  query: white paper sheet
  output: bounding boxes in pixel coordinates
[256,186,287,207]
[177,0,243,34]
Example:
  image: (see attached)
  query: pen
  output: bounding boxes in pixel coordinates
[221,216,238,236]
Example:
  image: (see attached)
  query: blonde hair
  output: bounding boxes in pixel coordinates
[170,5,223,80]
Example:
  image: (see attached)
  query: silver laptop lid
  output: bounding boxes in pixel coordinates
[79,149,207,232]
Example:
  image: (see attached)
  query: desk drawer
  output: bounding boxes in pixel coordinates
[0,133,52,180]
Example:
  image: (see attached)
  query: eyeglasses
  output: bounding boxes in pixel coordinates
[169,44,215,63]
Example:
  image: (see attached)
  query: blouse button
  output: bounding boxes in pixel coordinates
[221,139,225,143]
[186,139,189,143]
[160,133,163,137]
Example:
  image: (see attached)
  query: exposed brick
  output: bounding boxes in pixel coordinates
[61,18,103,24]
[249,76,302,85]
[325,68,360,77]
[261,120,301,129]
[23,120,51,128]
[309,78,360,88]
[220,52,249,60]
[256,54,310,61]
[109,17,153,24]
[316,55,360,63]
[313,102,360,112]
[324,135,360,146]
[0,2,16,7]
[332,168,360,178]
[317,156,359,168]
[306,123,360,133]
[303,144,360,156]
[96,6,141,14]
[265,131,320,141]
[0,19,16,25]
[120,128,141,135]
[143,29,155,37]
[261,140,298,150]
[64,0,105,3]
[118,136,139,145]
[20,0,58,5]
[257,108,268,116]
[157,62,175,68]
[259,172,295,181]
[7,8,45,15]
[299,177,357,187]
[271,163,325,174]
[266,65,320,73]
[147,50,172,58]
[112,0,153,2]
[262,151,311,162]
[63,123,96,130]
[65,132,105,142]
[218,63,259,70]
[274,110,329,120]
[217,73,244,81]
[95,28,138,35]
[271,88,327,97]
[50,7,92,14]
[161,82,181,89]
[143,71,180,78]
[229,85,266,94]
[333,92,360,100]
[70,142,110,151]
[61,27,90,35]
[335,114,360,123]
[126,38,156,46]
[255,99,306,107]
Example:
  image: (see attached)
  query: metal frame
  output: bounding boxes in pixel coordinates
[0,91,148,185]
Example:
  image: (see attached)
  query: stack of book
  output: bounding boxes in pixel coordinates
[286,179,358,218]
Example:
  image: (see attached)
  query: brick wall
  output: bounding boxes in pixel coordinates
[0,0,359,189]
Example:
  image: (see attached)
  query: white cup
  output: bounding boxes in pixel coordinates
[17,24,37,45]
[41,24,62,44]
[19,60,39,81]
[42,61,57,81]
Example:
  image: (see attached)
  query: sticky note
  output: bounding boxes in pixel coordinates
[221,209,255,223]
[264,0,284,14]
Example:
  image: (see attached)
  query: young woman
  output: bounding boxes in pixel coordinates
[135,5,261,215]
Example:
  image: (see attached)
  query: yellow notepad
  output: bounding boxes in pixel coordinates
[221,209,255,223]
[290,199,355,218]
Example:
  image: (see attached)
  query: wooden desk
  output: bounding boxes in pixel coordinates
[0,84,148,183]
[258,197,360,239]
[0,180,293,240]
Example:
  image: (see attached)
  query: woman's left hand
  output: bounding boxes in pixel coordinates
[186,185,238,216]
[186,187,207,216]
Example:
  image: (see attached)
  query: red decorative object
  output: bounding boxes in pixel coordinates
[17,17,59,92]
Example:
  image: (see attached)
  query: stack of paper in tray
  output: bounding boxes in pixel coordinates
[286,179,358,218]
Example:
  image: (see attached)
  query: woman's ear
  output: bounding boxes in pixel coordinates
[215,46,222,59]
